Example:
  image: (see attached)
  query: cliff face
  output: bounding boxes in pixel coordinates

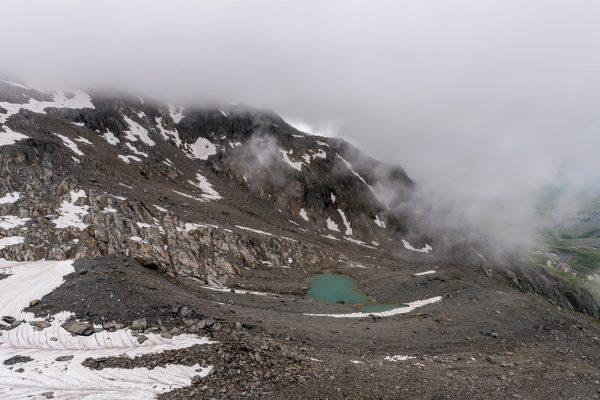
[0,80,598,317]
[0,82,413,286]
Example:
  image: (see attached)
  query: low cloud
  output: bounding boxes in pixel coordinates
[2,0,600,250]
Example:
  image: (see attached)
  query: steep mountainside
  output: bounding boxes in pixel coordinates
[1,81,600,399]
[0,81,418,284]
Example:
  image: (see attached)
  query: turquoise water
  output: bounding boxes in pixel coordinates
[308,273,400,313]
[308,274,369,304]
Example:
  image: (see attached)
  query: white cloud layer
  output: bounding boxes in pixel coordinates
[2,0,600,248]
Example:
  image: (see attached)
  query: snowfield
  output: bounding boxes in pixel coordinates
[0,259,215,399]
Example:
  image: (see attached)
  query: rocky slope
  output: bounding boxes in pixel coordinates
[1,80,600,399]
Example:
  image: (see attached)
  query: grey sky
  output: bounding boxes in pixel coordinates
[2,0,600,247]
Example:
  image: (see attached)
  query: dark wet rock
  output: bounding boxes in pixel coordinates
[62,320,94,336]
[137,335,148,344]
[29,320,51,330]
[135,256,158,270]
[203,319,216,328]
[55,355,74,362]
[102,322,115,330]
[2,316,16,324]
[4,355,33,365]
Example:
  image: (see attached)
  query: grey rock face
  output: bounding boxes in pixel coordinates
[131,319,147,331]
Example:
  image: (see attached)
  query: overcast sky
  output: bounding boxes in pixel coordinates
[3,0,600,247]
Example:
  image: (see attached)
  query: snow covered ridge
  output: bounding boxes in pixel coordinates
[0,83,95,148]
[0,86,95,126]
[0,259,216,399]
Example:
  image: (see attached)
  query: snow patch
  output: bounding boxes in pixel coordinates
[122,115,155,146]
[155,117,182,147]
[187,137,216,160]
[413,270,436,276]
[126,142,149,157]
[169,105,185,123]
[0,260,215,399]
[53,133,84,156]
[173,190,204,202]
[52,190,89,230]
[299,208,309,221]
[306,296,443,318]
[153,205,168,213]
[0,216,31,230]
[344,236,377,249]
[0,88,94,126]
[402,239,433,254]
[0,192,20,204]
[118,154,142,164]
[199,285,274,297]
[0,236,24,249]
[0,126,28,147]
[235,225,274,236]
[374,214,386,228]
[280,149,304,171]
[337,209,352,235]
[326,217,340,232]
[384,355,416,362]
[336,154,382,201]
[183,222,219,232]
[74,136,92,145]
[321,234,340,241]
[101,129,120,145]
[188,173,222,201]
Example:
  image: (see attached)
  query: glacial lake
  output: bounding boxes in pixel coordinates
[307,274,397,312]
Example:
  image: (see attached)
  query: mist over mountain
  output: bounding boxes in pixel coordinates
[1,2,600,399]
[4,1,600,253]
